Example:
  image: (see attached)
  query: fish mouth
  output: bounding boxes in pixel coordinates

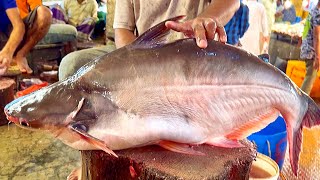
[5,109,31,128]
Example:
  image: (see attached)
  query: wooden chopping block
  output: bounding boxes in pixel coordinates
[0,78,15,125]
[81,141,256,180]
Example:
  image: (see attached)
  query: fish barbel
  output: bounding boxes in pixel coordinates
[4,16,320,175]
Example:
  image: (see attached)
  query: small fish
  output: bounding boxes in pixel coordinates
[4,16,320,176]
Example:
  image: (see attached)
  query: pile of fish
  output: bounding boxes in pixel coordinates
[4,16,320,176]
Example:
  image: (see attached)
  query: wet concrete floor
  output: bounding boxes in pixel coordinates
[0,124,80,180]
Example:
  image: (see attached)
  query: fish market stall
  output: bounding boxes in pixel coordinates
[268,22,304,71]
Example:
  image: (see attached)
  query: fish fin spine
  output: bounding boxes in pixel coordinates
[130,16,185,49]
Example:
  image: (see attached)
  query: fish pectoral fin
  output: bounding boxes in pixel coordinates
[64,98,86,125]
[69,124,118,158]
[158,140,205,155]
[206,137,244,148]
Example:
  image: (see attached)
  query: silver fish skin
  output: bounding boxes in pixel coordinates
[4,16,320,176]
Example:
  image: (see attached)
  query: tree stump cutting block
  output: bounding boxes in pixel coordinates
[81,141,256,180]
[0,78,15,125]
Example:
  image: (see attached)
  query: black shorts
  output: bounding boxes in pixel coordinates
[0,6,39,50]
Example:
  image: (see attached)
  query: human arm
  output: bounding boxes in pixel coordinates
[113,0,136,48]
[313,25,320,70]
[165,0,240,48]
[92,1,99,22]
[114,29,137,49]
[0,8,25,74]
[261,5,270,54]
[61,0,70,23]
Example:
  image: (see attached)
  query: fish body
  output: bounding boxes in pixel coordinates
[4,16,320,175]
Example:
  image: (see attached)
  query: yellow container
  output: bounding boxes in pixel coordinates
[249,153,280,180]
[286,60,320,97]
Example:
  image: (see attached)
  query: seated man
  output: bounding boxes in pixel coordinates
[0,0,51,75]
[51,0,99,41]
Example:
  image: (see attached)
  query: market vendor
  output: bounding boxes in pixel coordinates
[59,0,244,80]
[300,1,320,95]
[0,0,51,75]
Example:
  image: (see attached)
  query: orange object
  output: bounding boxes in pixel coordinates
[16,0,42,19]
[16,82,48,98]
[286,60,320,98]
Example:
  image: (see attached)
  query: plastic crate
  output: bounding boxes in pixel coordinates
[286,60,320,97]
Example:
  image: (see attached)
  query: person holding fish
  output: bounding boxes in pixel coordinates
[113,1,238,49]
[0,0,52,75]
[58,0,240,80]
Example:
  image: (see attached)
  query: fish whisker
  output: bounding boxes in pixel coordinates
[7,121,12,130]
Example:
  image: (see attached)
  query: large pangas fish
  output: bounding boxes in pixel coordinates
[4,16,320,175]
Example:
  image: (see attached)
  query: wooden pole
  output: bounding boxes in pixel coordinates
[81,141,256,180]
[0,78,15,126]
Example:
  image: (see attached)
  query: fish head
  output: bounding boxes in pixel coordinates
[4,81,84,131]
[4,75,119,134]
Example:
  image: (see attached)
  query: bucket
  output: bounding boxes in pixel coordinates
[247,116,287,169]
[249,153,280,180]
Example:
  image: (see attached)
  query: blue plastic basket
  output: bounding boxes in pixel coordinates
[247,116,287,169]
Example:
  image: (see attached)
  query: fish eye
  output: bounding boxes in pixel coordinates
[73,124,88,132]
[20,121,29,127]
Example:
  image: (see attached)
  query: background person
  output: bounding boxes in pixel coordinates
[240,0,270,55]
[300,1,320,95]
[0,0,51,75]
[49,0,98,41]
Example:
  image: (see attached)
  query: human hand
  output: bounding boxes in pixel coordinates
[0,51,12,76]
[313,55,320,71]
[165,17,227,49]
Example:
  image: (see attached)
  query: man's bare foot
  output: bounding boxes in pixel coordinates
[67,167,81,180]
[0,57,11,76]
[14,56,33,74]
[0,67,8,76]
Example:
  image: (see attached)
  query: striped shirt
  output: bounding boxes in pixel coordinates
[224,3,250,45]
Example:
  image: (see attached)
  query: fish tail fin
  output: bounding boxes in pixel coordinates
[301,95,320,128]
[289,94,320,175]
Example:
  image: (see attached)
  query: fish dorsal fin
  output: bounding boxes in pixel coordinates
[130,15,185,49]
